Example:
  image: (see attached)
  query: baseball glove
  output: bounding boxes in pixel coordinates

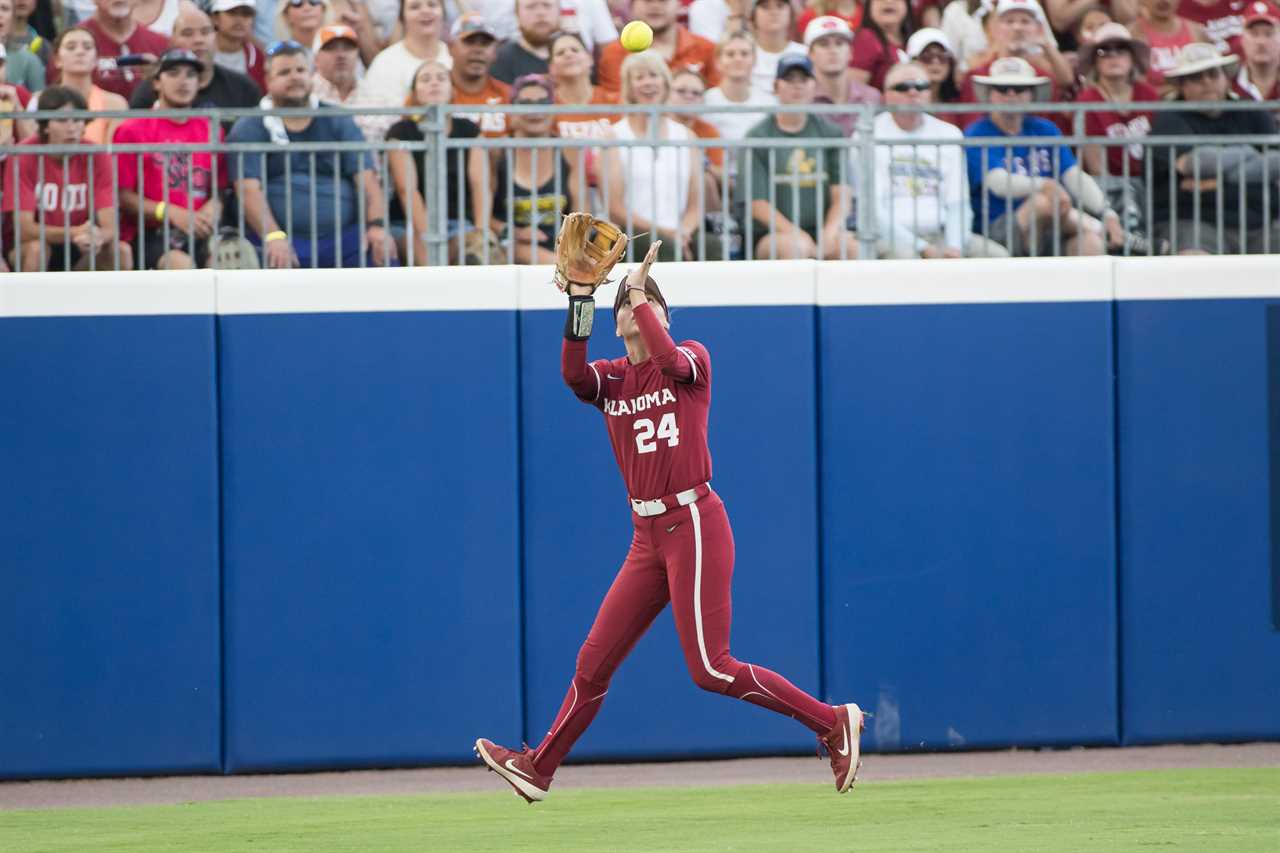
[553,212,628,293]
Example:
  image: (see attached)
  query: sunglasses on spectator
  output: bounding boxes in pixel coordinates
[888,80,930,92]
[1094,43,1130,57]
[513,97,553,105]
[266,39,306,56]
[1179,68,1223,83]
[288,0,325,6]
[917,48,950,64]
[991,84,1033,95]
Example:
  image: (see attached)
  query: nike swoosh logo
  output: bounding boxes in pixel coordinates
[504,758,533,780]
[666,523,680,533]
[834,726,849,757]
[607,374,623,380]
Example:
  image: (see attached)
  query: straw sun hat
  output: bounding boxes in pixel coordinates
[971,56,1051,101]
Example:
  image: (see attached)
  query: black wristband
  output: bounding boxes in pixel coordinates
[366,219,386,229]
[565,295,595,341]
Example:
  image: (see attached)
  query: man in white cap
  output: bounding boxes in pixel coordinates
[805,14,879,136]
[1149,42,1280,253]
[211,0,264,90]
[964,56,1123,256]
[961,0,1071,100]
[873,61,1006,258]
[1233,2,1280,102]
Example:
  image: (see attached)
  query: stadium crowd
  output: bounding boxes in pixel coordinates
[1,0,1279,269]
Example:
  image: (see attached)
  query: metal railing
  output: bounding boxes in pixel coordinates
[2,100,1278,271]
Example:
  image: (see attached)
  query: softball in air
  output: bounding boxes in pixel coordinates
[620,20,654,52]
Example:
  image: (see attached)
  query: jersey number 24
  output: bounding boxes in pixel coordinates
[634,413,680,454]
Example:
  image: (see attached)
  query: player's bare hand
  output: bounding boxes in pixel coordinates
[626,240,661,291]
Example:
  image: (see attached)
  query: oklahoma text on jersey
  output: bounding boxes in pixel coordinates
[602,387,678,416]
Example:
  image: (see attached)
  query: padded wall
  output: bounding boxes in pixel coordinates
[518,264,822,759]
[1115,258,1280,743]
[818,260,1119,752]
[0,304,221,778]
[218,275,523,771]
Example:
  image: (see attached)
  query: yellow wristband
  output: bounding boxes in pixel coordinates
[265,230,287,242]
[153,201,166,222]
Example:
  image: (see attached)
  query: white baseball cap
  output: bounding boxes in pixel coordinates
[803,15,854,48]
[905,27,954,59]
[994,0,1042,17]
[211,0,256,12]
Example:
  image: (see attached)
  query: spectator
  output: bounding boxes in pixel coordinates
[7,0,52,68]
[964,57,1120,256]
[741,54,858,258]
[851,0,914,90]
[670,66,726,182]
[0,45,36,148]
[1076,23,1157,177]
[873,62,1006,257]
[3,86,132,271]
[749,0,806,96]
[1044,0,1135,45]
[1130,0,1208,91]
[704,30,777,141]
[0,0,43,90]
[604,51,706,260]
[355,0,450,141]
[906,27,964,125]
[940,0,989,73]
[312,24,361,103]
[134,0,181,36]
[114,49,228,270]
[1179,0,1248,52]
[689,0,751,42]
[228,40,398,268]
[274,0,384,63]
[69,0,169,99]
[211,0,266,90]
[550,29,618,140]
[275,0,327,49]
[795,0,864,44]
[490,0,556,84]
[1233,2,1280,101]
[469,74,580,262]
[1149,42,1280,253]
[448,13,509,136]
[129,3,262,108]
[807,14,880,136]
[386,60,481,264]
[38,26,129,144]
[962,0,1072,98]
[327,0,387,65]
[598,0,719,94]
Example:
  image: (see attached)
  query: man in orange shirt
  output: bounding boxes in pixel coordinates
[449,14,510,137]
[598,0,719,95]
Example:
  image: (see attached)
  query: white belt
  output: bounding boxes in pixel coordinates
[630,485,706,518]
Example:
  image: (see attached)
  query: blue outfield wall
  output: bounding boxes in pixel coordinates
[1114,259,1280,744]
[0,274,222,779]
[1,259,1278,778]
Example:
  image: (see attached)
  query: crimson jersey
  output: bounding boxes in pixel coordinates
[562,303,713,501]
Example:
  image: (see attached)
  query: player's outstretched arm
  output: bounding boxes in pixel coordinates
[562,283,604,403]
[625,242,701,385]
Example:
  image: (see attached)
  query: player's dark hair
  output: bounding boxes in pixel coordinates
[613,274,670,323]
[36,86,88,142]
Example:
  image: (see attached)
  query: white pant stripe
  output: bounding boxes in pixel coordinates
[690,502,734,684]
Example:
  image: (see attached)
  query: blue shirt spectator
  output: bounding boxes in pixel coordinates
[964,115,1075,228]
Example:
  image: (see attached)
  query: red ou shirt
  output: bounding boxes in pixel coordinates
[1,135,114,230]
[850,28,908,91]
[1077,82,1159,177]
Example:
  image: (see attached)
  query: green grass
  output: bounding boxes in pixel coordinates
[3,769,1278,853]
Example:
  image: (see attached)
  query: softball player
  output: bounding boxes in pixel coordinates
[476,242,863,802]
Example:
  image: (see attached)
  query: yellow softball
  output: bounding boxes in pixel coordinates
[620,20,654,53]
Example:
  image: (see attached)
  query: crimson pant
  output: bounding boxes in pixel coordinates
[531,491,835,775]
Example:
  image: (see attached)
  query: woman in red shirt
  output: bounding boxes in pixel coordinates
[1076,22,1159,178]
[850,0,915,90]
